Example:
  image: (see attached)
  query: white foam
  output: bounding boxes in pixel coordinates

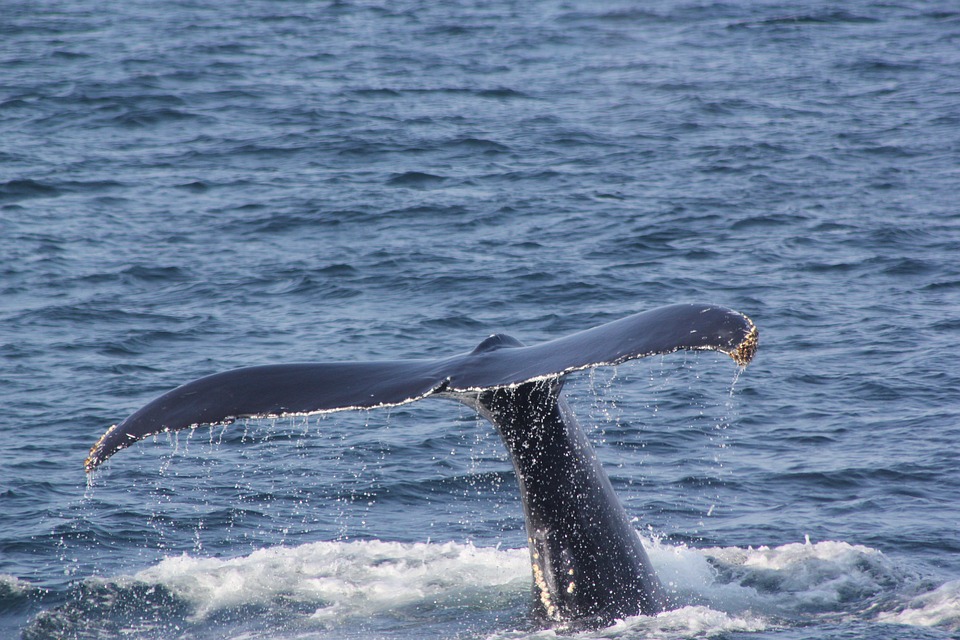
[606,606,767,638]
[0,573,34,595]
[118,536,959,637]
[699,538,902,611]
[876,579,960,629]
[133,539,530,623]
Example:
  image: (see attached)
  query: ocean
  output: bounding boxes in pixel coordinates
[2,1,959,638]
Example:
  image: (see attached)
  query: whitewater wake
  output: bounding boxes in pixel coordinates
[21,535,959,639]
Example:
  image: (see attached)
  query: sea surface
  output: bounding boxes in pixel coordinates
[2,1,960,638]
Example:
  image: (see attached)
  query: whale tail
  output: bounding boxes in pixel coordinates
[84,302,757,627]
[85,303,756,472]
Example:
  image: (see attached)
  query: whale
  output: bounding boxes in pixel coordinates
[86,303,758,628]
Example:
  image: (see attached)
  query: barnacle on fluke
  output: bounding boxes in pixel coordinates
[730,321,759,367]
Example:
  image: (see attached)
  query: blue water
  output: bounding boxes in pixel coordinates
[3,0,960,638]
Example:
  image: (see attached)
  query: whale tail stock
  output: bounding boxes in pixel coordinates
[84,302,757,626]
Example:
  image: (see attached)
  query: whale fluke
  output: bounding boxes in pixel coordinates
[85,303,756,472]
[85,303,757,628]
